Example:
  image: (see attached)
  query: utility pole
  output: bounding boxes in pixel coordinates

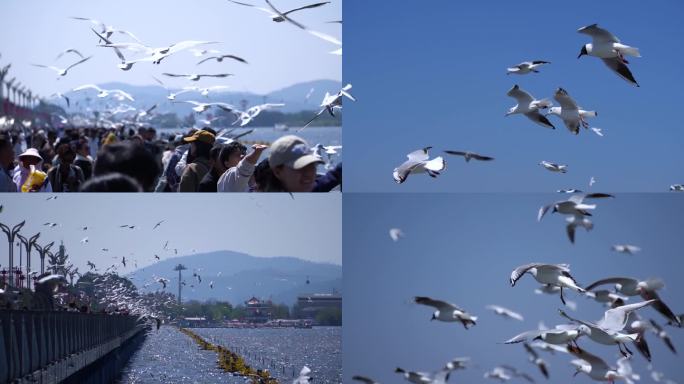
[174,264,187,304]
[1,221,25,286]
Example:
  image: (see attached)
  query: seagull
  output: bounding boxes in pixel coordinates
[80,237,89,244]
[189,48,221,57]
[121,257,126,267]
[505,85,555,129]
[301,84,355,130]
[352,376,379,384]
[100,40,219,65]
[547,87,597,135]
[174,100,236,114]
[32,56,92,77]
[233,103,285,126]
[522,343,548,379]
[55,48,85,61]
[444,150,494,162]
[227,1,330,22]
[394,368,431,384]
[483,367,512,382]
[539,160,567,173]
[505,324,581,346]
[43,222,58,227]
[101,248,109,252]
[50,93,70,108]
[293,366,312,384]
[577,24,641,86]
[389,228,404,242]
[510,263,585,305]
[584,290,629,307]
[507,61,550,75]
[189,85,231,97]
[585,277,681,326]
[560,300,656,357]
[91,28,136,71]
[210,281,214,289]
[567,345,632,383]
[162,73,232,81]
[72,84,134,101]
[87,261,96,270]
[558,189,583,193]
[590,127,604,137]
[166,88,195,101]
[486,305,524,321]
[414,296,477,329]
[197,54,248,65]
[153,220,164,230]
[611,245,641,254]
[648,319,677,354]
[538,193,614,221]
[393,147,446,184]
[154,255,160,260]
[157,277,169,289]
[669,184,684,191]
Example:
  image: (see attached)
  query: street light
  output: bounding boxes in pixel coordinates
[0,221,26,286]
[18,232,40,289]
[33,241,54,275]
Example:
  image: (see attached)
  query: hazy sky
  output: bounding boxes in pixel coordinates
[0,193,341,275]
[343,0,684,192]
[344,193,684,383]
[0,0,341,97]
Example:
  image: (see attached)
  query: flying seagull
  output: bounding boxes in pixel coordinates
[197,54,248,65]
[389,228,404,242]
[162,73,233,81]
[505,85,555,129]
[393,147,446,184]
[444,150,494,162]
[507,61,550,75]
[32,56,92,77]
[301,84,355,130]
[611,244,641,254]
[72,84,134,101]
[414,296,477,329]
[510,263,585,305]
[547,87,597,135]
[539,160,567,173]
[577,24,640,86]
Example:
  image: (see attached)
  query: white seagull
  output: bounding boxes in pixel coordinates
[577,24,641,87]
[505,85,555,129]
[162,73,232,81]
[669,184,684,191]
[197,54,248,65]
[507,60,551,75]
[174,100,236,114]
[510,263,585,305]
[539,160,567,173]
[389,228,404,242]
[611,244,641,254]
[414,296,477,329]
[486,305,524,321]
[547,87,597,135]
[301,84,355,130]
[444,150,494,162]
[32,56,92,77]
[72,84,134,101]
[567,345,633,383]
[393,147,446,184]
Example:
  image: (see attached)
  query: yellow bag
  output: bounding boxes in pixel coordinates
[21,165,47,192]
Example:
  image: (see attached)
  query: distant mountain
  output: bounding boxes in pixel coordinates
[62,79,341,116]
[128,251,341,306]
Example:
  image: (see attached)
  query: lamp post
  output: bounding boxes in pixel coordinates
[0,63,11,104]
[18,232,40,289]
[34,241,54,275]
[174,264,187,304]
[0,221,26,287]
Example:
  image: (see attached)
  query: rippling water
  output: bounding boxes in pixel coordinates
[195,327,342,384]
[117,326,341,384]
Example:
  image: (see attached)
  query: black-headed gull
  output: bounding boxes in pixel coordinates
[483,367,511,382]
[162,73,233,81]
[174,100,236,114]
[227,0,330,23]
[507,61,550,75]
[197,54,248,65]
[55,48,85,61]
[611,244,641,254]
[510,263,585,305]
[585,277,681,326]
[486,305,524,321]
[413,296,477,329]
[352,376,379,384]
[567,345,633,383]
[301,84,355,130]
[72,84,135,101]
[505,85,555,129]
[505,325,581,346]
[547,87,597,135]
[444,150,494,162]
[32,56,92,77]
[393,147,446,184]
[669,184,684,191]
[538,193,614,222]
[394,367,431,384]
[233,103,285,126]
[577,24,641,87]
[539,160,567,173]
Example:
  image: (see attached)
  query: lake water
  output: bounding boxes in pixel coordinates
[117,326,341,384]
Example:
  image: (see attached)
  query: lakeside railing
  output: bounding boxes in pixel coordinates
[0,310,143,383]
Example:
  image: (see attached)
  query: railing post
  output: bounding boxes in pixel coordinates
[0,311,9,383]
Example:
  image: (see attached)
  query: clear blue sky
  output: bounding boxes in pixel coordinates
[342,0,684,192]
[0,193,341,274]
[344,193,684,383]
[0,0,341,97]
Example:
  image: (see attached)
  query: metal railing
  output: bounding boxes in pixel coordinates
[0,310,142,383]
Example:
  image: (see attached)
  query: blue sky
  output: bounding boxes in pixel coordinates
[344,193,684,383]
[0,193,341,274]
[0,0,341,97]
[342,0,684,192]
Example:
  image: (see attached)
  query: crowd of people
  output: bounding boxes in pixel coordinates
[0,125,341,193]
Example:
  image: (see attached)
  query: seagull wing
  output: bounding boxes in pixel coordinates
[283,1,330,15]
[584,277,637,292]
[73,84,103,92]
[55,48,85,60]
[510,263,542,286]
[351,376,377,384]
[524,111,555,129]
[537,204,552,222]
[601,58,639,86]
[414,296,460,311]
[599,300,655,332]
[567,345,610,372]
[577,24,621,43]
[162,73,188,78]
[406,147,431,162]
[504,330,543,344]
[111,90,135,101]
[65,55,92,71]
[471,153,494,161]
[300,108,326,130]
[168,40,221,55]
[553,88,578,111]
[196,57,216,65]
[264,0,307,29]
[220,54,249,63]
[307,29,342,45]
[507,85,534,105]
[32,64,62,73]
[444,150,467,157]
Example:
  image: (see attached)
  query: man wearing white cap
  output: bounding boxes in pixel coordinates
[12,148,52,192]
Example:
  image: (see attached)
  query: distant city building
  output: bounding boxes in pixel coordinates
[297,293,342,319]
[244,296,273,323]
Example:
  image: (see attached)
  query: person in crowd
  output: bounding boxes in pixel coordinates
[47,143,85,192]
[217,143,267,192]
[199,142,246,192]
[93,141,160,192]
[0,133,17,192]
[264,135,324,193]
[179,130,215,192]
[80,172,143,192]
[73,137,93,180]
[12,148,52,192]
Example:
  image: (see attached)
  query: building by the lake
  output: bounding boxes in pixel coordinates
[244,296,273,323]
[296,293,342,319]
